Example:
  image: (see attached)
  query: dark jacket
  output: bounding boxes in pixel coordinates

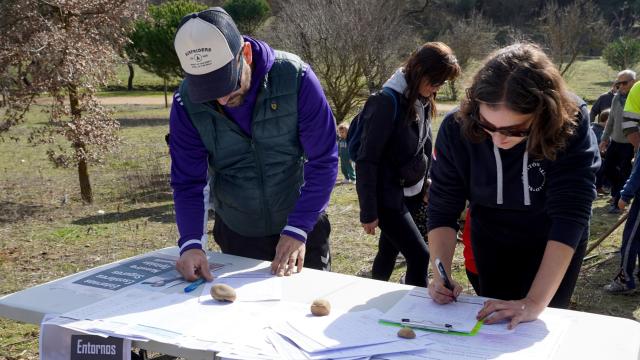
[356,87,432,224]
[428,99,600,250]
[589,90,614,123]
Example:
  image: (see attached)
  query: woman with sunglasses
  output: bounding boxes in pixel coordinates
[356,42,460,287]
[427,43,600,328]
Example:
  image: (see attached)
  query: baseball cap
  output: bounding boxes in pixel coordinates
[174,7,243,103]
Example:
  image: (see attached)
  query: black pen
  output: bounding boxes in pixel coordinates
[435,257,457,302]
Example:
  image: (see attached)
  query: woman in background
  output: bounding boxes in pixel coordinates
[356,42,460,287]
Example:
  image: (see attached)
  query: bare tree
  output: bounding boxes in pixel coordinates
[439,11,496,100]
[270,0,412,124]
[539,0,610,76]
[0,0,146,203]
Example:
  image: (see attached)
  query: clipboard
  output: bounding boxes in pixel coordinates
[378,318,483,336]
[379,287,484,336]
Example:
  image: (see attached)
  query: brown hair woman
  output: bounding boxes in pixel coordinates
[427,43,600,328]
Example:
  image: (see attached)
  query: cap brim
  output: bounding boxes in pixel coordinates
[186,60,239,104]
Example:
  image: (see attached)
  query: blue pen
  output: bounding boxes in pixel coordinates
[184,278,206,293]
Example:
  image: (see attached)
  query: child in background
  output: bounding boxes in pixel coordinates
[591,108,608,143]
[605,148,640,294]
[592,109,610,194]
[337,124,356,184]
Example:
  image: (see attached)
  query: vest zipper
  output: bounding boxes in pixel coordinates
[251,139,270,233]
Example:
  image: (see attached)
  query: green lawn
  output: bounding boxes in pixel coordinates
[565,57,623,103]
[1,58,639,359]
[106,64,180,92]
[103,58,625,104]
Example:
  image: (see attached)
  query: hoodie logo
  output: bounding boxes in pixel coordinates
[527,162,546,192]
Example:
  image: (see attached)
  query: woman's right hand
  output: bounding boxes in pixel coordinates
[428,275,462,304]
[362,219,379,235]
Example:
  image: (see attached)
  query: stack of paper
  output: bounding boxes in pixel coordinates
[269,307,436,359]
[370,312,571,360]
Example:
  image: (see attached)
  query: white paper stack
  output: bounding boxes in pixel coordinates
[50,271,440,359]
[268,307,436,360]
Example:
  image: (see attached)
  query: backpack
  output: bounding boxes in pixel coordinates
[346,87,399,162]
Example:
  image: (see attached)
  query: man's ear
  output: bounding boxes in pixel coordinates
[242,42,253,65]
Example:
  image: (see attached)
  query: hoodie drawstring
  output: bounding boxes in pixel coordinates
[493,144,504,205]
[493,140,531,206]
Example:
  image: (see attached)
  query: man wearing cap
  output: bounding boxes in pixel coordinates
[170,8,338,281]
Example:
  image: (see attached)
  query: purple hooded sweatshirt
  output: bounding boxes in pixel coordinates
[170,37,338,255]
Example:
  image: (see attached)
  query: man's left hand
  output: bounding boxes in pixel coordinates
[271,234,306,276]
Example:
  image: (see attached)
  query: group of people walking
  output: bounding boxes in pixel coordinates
[168,6,636,331]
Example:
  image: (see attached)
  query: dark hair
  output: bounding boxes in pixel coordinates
[403,42,461,122]
[599,108,610,123]
[459,43,578,160]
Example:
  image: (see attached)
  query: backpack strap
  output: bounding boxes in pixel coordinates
[380,87,398,122]
[383,87,428,159]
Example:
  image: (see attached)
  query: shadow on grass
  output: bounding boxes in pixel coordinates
[117,118,168,128]
[72,203,175,225]
[593,81,613,88]
[120,191,174,204]
[0,201,46,224]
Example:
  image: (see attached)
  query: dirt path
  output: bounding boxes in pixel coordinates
[95,96,459,110]
[38,95,459,111]
[98,96,171,105]
[35,95,171,106]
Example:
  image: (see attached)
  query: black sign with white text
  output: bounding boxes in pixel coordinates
[70,335,124,360]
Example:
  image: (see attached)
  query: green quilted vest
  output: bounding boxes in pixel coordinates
[179,51,305,237]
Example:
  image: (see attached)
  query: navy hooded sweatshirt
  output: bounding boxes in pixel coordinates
[428,100,600,252]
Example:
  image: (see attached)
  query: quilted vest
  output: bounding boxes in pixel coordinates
[179,51,305,237]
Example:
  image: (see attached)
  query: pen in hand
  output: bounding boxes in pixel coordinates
[435,257,457,302]
[184,278,206,293]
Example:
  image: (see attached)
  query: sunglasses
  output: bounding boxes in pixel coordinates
[231,53,244,93]
[474,111,532,138]
[615,80,629,88]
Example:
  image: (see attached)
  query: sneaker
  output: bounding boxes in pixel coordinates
[604,278,636,294]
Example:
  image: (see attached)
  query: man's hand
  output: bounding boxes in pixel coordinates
[618,198,629,210]
[271,234,306,276]
[599,140,609,154]
[362,219,379,235]
[176,248,214,282]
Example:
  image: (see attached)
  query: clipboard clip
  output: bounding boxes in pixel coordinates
[401,318,454,332]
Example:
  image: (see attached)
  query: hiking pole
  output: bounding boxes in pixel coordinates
[584,212,629,257]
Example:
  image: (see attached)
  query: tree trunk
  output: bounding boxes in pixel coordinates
[163,78,168,108]
[77,154,93,203]
[127,62,134,91]
[448,80,458,101]
[68,85,93,203]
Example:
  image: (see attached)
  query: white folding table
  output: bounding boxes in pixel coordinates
[1,247,639,359]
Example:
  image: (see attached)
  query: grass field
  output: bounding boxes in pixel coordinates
[1,58,639,359]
